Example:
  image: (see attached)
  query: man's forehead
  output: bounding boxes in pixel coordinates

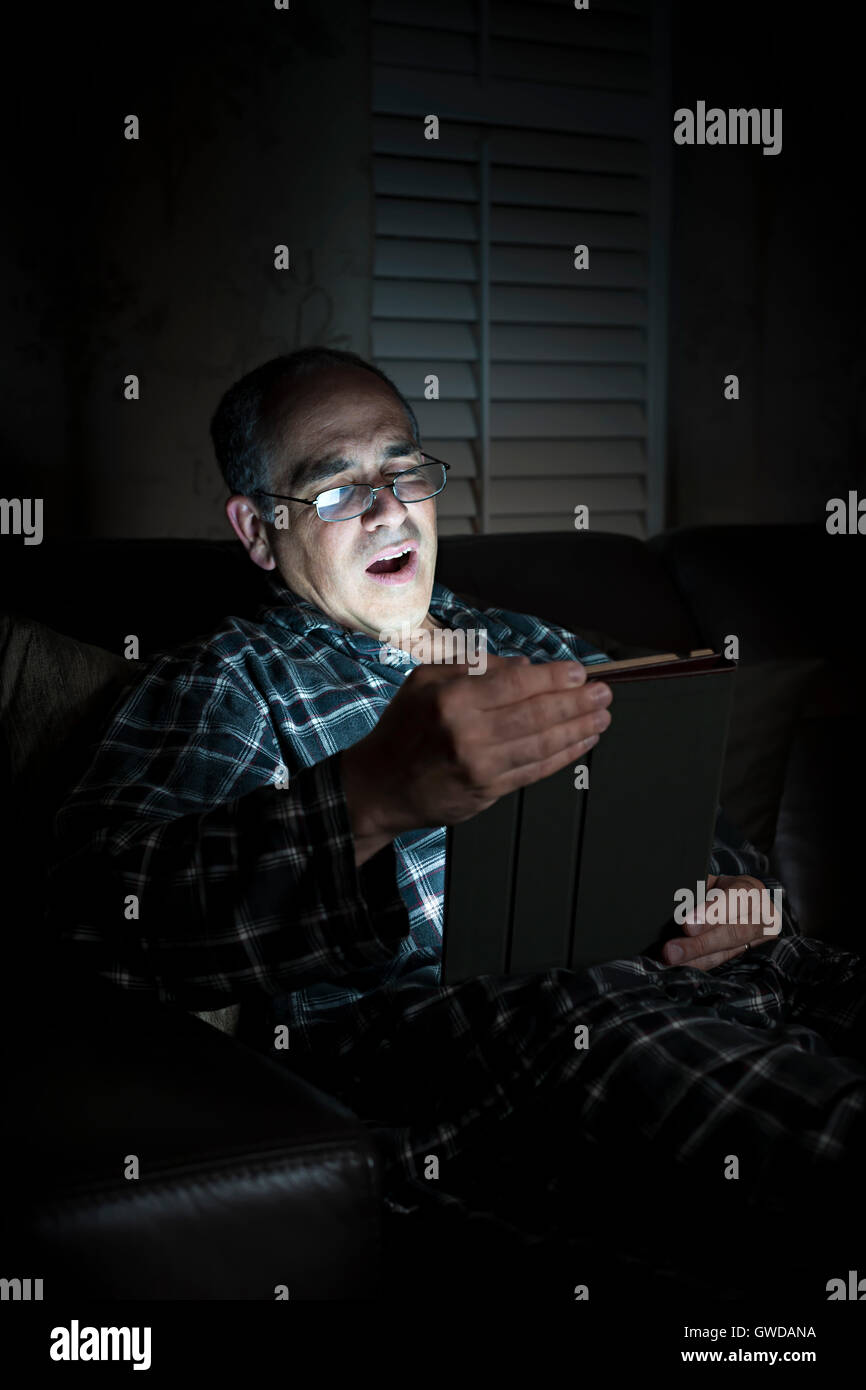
[272,371,415,482]
[280,369,408,439]
[292,409,412,458]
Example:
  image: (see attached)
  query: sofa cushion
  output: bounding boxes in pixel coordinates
[0,538,270,656]
[0,612,135,790]
[437,531,701,653]
[0,615,138,999]
[718,658,824,854]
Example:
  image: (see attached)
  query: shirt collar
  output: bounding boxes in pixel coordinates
[259,573,481,645]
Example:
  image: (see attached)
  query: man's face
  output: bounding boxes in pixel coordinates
[237,367,439,638]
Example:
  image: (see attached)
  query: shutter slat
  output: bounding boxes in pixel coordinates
[437,478,477,516]
[374,28,649,91]
[375,240,646,290]
[377,198,478,240]
[508,0,652,18]
[491,2,650,52]
[492,246,646,288]
[492,166,647,213]
[372,0,650,48]
[380,362,478,400]
[422,439,478,478]
[491,324,646,361]
[487,127,647,175]
[374,156,479,201]
[374,279,478,321]
[490,38,647,93]
[492,364,644,400]
[372,321,478,358]
[376,157,647,215]
[373,26,476,73]
[491,476,645,514]
[491,401,645,437]
[376,238,478,280]
[492,440,645,476]
[372,0,475,30]
[491,206,645,250]
[414,401,478,437]
[492,286,647,326]
[372,69,650,140]
[373,116,647,175]
[487,513,646,538]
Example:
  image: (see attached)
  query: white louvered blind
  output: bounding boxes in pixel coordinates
[371,0,670,538]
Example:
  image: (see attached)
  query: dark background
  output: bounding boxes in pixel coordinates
[3,0,864,539]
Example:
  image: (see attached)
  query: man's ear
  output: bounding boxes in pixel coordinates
[226,495,277,571]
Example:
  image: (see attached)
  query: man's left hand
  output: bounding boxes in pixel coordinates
[661,874,781,972]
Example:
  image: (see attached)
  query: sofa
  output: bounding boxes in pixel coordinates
[0,524,858,1298]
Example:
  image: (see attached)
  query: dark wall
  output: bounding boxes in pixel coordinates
[3,0,372,540]
[668,2,866,526]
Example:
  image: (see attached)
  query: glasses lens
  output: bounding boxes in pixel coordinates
[393,461,446,502]
[316,485,372,521]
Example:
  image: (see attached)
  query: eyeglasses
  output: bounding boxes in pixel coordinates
[256,454,451,522]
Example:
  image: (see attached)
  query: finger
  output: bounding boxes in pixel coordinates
[668,920,748,963]
[489,682,612,744]
[713,875,774,927]
[685,912,763,944]
[684,884,760,935]
[485,728,603,798]
[472,656,593,710]
[488,704,612,778]
[683,945,749,973]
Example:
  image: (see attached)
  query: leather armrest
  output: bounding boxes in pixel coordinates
[4,976,381,1299]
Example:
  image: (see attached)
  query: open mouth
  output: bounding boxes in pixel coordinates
[364,542,419,585]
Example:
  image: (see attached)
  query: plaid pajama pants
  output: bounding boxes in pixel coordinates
[283,933,866,1269]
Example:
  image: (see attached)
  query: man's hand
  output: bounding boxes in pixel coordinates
[341,652,612,865]
[661,873,781,972]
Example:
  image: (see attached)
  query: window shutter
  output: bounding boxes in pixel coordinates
[372,0,671,538]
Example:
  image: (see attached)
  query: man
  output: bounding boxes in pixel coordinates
[50,347,866,1291]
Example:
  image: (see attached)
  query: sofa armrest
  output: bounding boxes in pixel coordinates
[4,976,381,1299]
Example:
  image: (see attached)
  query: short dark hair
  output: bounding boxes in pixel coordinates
[209,347,420,518]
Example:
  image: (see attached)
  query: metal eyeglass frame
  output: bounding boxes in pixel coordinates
[255,453,451,522]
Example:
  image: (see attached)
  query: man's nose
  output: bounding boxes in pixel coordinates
[362,483,409,528]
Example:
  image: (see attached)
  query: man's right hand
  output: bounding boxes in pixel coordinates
[340,653,612,865]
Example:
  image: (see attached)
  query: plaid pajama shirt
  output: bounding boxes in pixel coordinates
[48,575,866,1257]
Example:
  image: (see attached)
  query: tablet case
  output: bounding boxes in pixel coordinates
[442,654,736,983]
